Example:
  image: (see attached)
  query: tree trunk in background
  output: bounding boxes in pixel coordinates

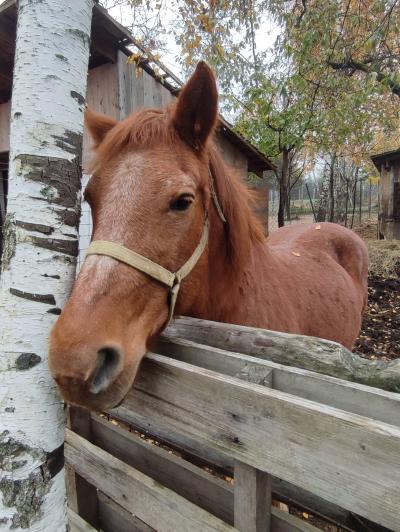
[0,1,92,529]
[316,168,330,222]
[329,154,336,222]
[278,147,290,227]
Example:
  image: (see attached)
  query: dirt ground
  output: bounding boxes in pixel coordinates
[352,220,400,360]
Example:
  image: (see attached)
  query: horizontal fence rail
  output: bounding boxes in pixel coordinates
[66,318,400,531]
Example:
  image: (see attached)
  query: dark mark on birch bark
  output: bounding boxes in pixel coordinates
[15,152,81,209]
[54,208,80,229]
[42,273,60,279]
[0,433,63,528]
[45,444,64,479]
[31,235,78,257]
[47,308,62,315]
[53,129,83,156]
[70,90,85,106]
[15,220,54,235]
[66,28,90,46]
[1,214,16,271]
[15,353,42,370]
[10,288,56,305]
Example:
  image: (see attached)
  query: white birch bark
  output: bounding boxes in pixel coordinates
[0,1,93,530]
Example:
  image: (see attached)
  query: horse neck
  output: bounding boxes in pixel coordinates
[179,209,267,322]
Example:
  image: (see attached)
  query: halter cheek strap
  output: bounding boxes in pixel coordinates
[86,218,210,325]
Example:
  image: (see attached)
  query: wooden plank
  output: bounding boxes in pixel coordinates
[90,414,233,524]
[69,407,99,529]
[68,508,98,532]
[112,353,400,530]
[164,317,400,393]
[234,461,272,532]
[0,100,11,153]
[161,83,175,107]
[98,492,154,532]
[130,66,144,111]
[117,50,131,119]
[157,337,400,427]
[270,508,320,532]
[143,70,159,108]
[91,414,352,529]
[83,62,119,170]
[65,429,234,532]
[92,416,319,532]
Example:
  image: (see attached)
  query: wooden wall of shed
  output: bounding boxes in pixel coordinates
[215,131,248,182]
[0,100,11,154]
[379,159,400,240]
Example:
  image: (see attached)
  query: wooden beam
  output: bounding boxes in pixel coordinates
[91,414,233,524]
[91,412,358,529]
[234,461,272,532]
[98,492,153,532]
[68,508,98,532]
[69,408,99,529]
[65,429,234,532]
[164,317,400,392]
[156,337,400,427]
[112,352,400,530]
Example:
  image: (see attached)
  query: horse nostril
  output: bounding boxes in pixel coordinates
[89,346,121,395]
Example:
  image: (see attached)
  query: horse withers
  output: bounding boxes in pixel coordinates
[49,62,368,410]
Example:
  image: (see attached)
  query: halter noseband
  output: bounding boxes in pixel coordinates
[85,169,224,326]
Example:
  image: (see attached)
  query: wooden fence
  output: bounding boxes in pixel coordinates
[67,318,400,532]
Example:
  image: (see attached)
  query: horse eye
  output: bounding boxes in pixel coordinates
[170,194,194,211]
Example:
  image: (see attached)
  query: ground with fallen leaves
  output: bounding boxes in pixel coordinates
[352,220,400,360]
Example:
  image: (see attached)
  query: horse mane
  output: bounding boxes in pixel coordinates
[208,145,265,272]
[90,107,265,272]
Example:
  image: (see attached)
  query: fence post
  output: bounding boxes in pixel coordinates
[234,461,272,531]
[69,407,100,528]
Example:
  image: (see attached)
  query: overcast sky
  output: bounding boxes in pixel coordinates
[106,2,280,79]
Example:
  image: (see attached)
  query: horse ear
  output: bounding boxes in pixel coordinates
[172,61,218,151]
[85,108,117,147]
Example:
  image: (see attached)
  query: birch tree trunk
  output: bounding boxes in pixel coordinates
[0,1,92,530]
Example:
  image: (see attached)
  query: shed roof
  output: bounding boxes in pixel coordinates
[0,0,274,173]
[371,148,400,170]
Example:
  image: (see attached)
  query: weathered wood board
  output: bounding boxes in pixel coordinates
[164,317,400,392]
[65,429,234,532]
[0,100,10,153]
[157,336,400,426]
[111,353,400,530]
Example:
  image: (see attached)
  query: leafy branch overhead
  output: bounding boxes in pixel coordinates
[100,0,399,226]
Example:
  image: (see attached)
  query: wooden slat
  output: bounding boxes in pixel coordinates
[69,407,99,529]
[270,509,320,532]
[83,416,319,532]
[157,337,400,427]
[117,50,131,119]
[65,429,234,532]
[98,492,154,532]
[0,100,10,153]
[68,508,98,532]
[164,317,400,392]
[91,414,233,524]
[112,353,400,530]
[91,414,353,529]
[234,461,272,532]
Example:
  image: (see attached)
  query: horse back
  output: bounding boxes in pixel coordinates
[266,222,368,347]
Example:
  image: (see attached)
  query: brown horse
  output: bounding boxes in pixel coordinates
[49,62,368,410]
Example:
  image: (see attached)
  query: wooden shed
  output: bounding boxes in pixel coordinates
[0,0,274,252]
[371,148,400,240]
